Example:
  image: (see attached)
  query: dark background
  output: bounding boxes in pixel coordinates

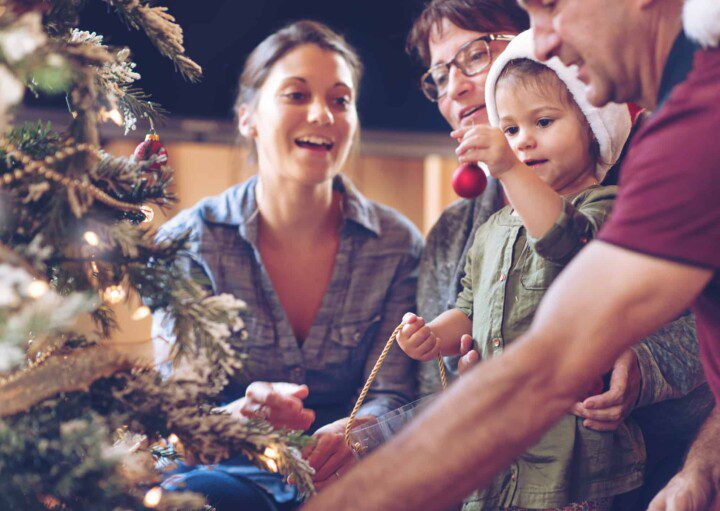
[66,0,447,133]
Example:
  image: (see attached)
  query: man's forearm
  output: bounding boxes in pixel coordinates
[682,406,720,482]
[302,243,711,511]
[304,334,583,511]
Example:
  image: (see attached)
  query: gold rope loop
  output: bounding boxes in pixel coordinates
[0,138,145,214]
[344,322,448,449]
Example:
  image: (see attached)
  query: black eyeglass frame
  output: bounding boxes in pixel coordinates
[420,34,515,102]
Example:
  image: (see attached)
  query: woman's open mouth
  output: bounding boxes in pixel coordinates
[295,135,334,152]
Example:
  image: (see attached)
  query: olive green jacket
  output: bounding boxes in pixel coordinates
[456,186,645,510]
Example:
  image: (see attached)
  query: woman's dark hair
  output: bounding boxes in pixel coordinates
[234,20,363,115]
[406,0,529,67]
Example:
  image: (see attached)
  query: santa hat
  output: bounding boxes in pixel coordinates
[484,29,631,183]
[684,0,720,48]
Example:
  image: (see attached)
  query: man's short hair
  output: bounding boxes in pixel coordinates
[407,0,529,67]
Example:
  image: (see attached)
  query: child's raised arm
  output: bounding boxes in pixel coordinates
[452,125,564,239]
[396,310,472,361]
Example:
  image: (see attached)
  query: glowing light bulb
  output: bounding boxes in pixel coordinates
[131,305,151,321]
[106,108,123,126]
[83,231,100,246]
[26,280,49,299]
[143,486,162,508]
[103,285,126,304]
[265,458,278,473]
[264,446,278,459]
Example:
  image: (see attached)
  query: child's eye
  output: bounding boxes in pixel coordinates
[537,118,554,127]
[503,126,519,136]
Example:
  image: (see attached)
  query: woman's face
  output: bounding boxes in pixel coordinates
[428,19,514,130]
[242,44,358,186]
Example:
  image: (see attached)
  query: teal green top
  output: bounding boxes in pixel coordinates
[456,186,645,510]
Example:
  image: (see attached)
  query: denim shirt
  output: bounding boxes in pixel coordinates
[153,175,421,430]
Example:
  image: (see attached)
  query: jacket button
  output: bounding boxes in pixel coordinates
[492,338,501,348]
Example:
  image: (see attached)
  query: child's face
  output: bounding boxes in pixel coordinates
[496,80,596,194]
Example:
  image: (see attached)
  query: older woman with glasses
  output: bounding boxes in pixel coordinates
[403,1,710,510]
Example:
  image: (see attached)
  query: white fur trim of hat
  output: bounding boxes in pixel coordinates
[684,0,720,48]
[484,29,631,183]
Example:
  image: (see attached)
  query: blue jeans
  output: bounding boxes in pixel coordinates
[162,455,299,511]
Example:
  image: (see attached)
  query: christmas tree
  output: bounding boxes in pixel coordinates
[0,1,314,509]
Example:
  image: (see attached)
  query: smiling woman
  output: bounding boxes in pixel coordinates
[152,20,422,511]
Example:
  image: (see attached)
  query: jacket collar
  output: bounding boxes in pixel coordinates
[198,174,382,244]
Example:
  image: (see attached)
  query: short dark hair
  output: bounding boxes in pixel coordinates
[406,0,529,67]
[235,20,363,114]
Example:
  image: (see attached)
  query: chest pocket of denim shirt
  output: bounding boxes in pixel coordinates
[241,317,281,382]
[519,243,564,291]
[326,314,382,370]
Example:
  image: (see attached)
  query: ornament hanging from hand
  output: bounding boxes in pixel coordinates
[452,162,487,199]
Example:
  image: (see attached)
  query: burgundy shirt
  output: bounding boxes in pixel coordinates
[599,35,720,401]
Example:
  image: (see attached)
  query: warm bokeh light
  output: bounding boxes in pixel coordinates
[103,285,126,304]
[26,280,49,299]
[83,231,100,247]
[143,486,162,508]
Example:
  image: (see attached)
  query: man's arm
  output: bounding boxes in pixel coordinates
[303,241,712,511]
[649,405,720,511]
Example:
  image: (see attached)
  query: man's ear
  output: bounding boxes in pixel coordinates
[237,105,257,138]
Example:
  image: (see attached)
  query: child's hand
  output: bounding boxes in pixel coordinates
[396,313,440,362]
[451,125,520,178]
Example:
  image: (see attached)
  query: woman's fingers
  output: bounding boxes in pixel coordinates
[243,382,315,430]
[309,434,353,482]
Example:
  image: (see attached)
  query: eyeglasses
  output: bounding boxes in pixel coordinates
[420,34,515,102]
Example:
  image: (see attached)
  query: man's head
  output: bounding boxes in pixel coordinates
[407,0,529,129]
[518,0,684,109]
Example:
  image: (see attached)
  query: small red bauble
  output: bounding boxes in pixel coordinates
[132,133,168,172]
[452,163,487,199]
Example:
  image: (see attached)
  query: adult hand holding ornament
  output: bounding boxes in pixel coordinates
[450,120,489,199]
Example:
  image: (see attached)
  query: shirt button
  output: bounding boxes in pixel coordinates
[492,338,501,348]
[511,472,517,481]
[499,273,506,282]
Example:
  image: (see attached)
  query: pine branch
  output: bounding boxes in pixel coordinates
[101,0,202,82]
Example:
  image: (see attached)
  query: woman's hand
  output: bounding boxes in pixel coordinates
[288,417,361,490]
[215,381,315,431]
[570,349,641,431]
[451,125,521,178]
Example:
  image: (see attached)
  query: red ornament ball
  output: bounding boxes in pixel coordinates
[452,163,487,199]
[132,133,168,172]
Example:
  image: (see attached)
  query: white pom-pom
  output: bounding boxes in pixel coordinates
[683,0,720,48]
